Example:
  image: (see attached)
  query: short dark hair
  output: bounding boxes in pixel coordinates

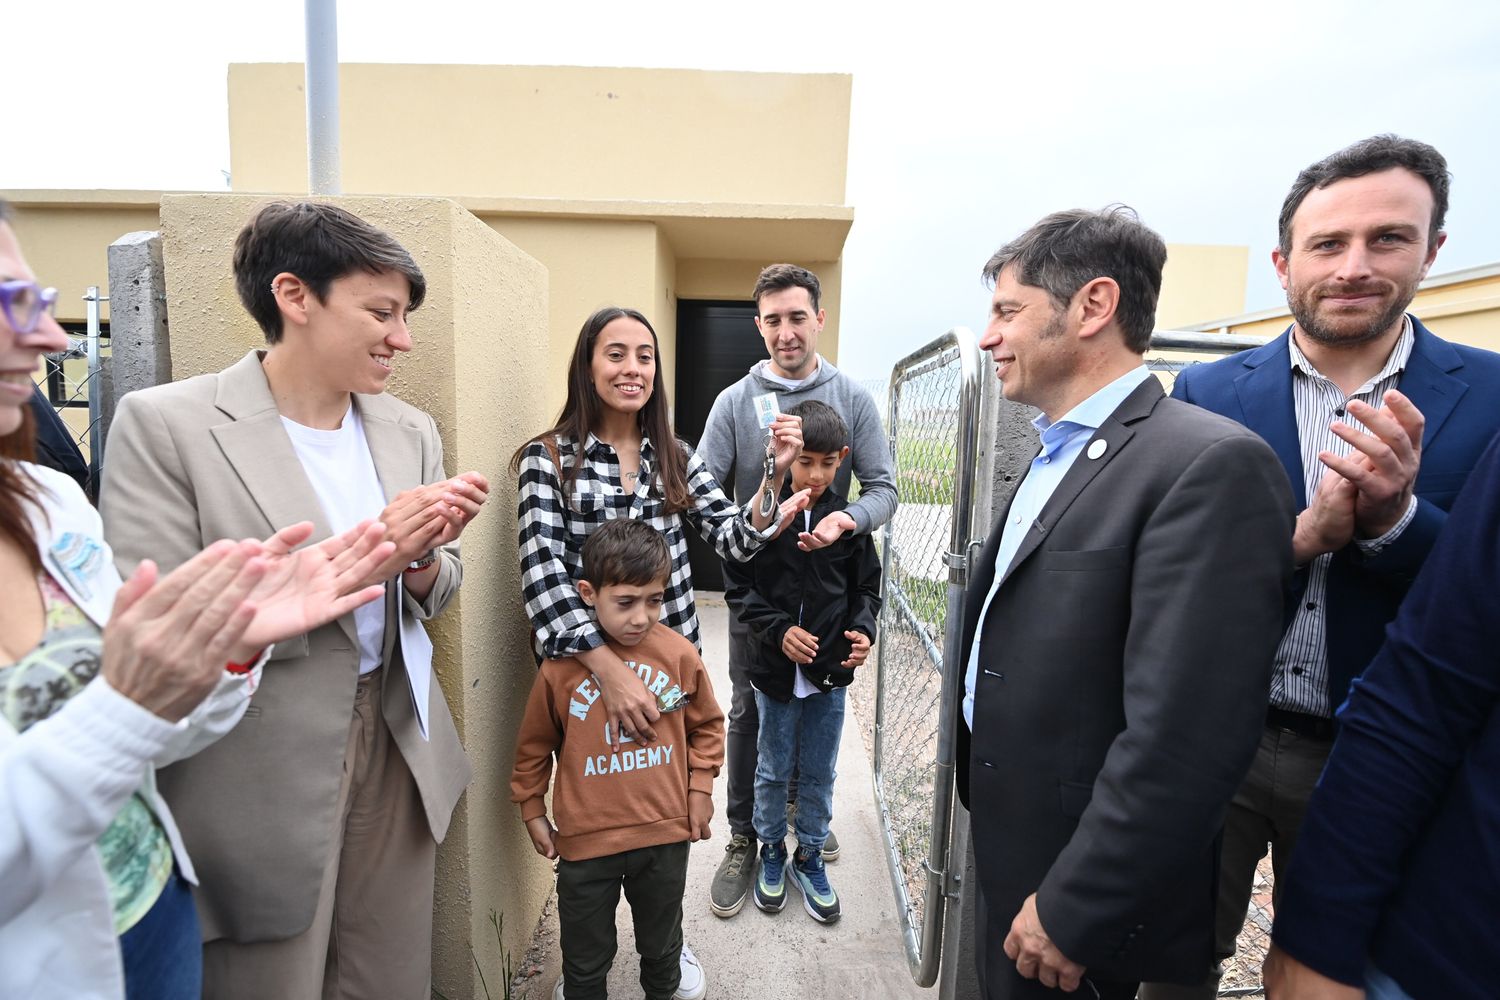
[786,399,848,454]
[232,201,427,344]
[1278,135,1450,255]
[753,263,821,314]
[581,518,672,590]
[982,205,1165,354]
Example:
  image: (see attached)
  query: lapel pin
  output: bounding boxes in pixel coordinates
[1087,439,1107,460]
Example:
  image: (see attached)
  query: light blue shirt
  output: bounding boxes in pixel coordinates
[962,366,1154,729]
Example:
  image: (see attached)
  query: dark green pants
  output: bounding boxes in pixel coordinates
[557,841,688,1000]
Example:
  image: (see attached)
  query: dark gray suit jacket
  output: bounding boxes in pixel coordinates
[956,377,1295,994]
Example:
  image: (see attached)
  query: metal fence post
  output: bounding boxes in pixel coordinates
[83,286,107,489]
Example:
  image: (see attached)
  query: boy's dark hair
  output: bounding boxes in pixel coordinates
[982,205,1166,354]
[786,399,848,454]
[753,263,821,313]
[232,201,427,344]
[1279,135,1450,255]
[581,518,672,589]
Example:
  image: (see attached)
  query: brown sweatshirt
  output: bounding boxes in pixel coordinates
[510,623,725,861]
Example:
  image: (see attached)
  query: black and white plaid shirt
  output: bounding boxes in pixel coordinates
[517,431,771,658]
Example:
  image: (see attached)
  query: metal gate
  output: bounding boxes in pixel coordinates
[872,327,987,987]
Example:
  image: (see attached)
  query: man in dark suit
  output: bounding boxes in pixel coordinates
[1141,135,1500,1000]
[957,206,1296,999]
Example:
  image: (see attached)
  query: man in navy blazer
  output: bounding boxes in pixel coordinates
[1140,136,1500,1000]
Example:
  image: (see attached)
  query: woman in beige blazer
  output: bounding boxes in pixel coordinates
[99,202,489,1000]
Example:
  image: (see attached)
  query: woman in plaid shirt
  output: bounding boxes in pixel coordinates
[512,306,807,746]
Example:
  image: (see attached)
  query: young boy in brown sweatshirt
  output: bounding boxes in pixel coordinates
[511,518,724,1000]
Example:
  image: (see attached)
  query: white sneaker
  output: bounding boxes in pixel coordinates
[674,943,707,1000]
[554,944,705,999]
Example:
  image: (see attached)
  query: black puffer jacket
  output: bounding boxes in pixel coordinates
[723,486,882,702]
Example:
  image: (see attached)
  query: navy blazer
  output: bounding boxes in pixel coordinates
[1172,317,1500,708]
[1271,428,1500,999]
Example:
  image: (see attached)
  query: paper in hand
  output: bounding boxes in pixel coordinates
[753,391,780,430]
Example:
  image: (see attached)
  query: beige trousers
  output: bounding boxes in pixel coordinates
[203,668,436,1000]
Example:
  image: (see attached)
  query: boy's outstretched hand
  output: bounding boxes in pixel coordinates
[688,790,714,842]
[841,630,871,668]
[525,816,559,860]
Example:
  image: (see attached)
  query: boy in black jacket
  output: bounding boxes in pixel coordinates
[722,399,881,924]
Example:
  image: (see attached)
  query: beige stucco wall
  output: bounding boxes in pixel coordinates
[156,193,552,995]
[4,193,161,323]
[482,216,665,422]
[229,64,850,207]
[1158,244,1249,330]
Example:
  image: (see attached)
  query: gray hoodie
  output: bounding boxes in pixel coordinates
[697,356,897,534]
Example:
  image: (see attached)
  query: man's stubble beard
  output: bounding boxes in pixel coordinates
[1288,272,1419,349]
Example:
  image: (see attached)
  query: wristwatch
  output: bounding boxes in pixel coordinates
[404,550,438,574]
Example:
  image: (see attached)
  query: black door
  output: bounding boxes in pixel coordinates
[674,299,764,592]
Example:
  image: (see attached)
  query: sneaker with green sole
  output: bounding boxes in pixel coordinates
[709,833,756,917]
[754,840,788,913]
[790,845,841,923]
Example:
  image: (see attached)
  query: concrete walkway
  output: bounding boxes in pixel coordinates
[517,593,932,1000]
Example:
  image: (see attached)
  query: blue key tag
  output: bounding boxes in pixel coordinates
[47,531,106,602]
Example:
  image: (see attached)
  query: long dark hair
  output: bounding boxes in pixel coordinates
[511,307,692,514]
[0,405,44,573]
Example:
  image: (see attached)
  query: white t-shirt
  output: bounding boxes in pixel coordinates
[281,406,388,675]
[792,509,820,699]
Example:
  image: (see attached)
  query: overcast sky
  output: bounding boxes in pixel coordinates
[8,0,1499,382]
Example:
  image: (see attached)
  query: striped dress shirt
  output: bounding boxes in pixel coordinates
[1271,318,1418,716]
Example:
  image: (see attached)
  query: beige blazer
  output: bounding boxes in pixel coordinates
[99,351,472,943]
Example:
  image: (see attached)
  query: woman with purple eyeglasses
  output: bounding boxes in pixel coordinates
[0,200,397,999]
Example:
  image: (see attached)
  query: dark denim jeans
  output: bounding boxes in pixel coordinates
[752,686,844,853]
[120,868,202,1000]
[556,842,688,1000]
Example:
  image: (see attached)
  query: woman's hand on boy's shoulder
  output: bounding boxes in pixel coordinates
[525,816,559,860]
[688,790,714,843]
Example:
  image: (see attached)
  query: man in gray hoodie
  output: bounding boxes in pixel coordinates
[697,263,898,918]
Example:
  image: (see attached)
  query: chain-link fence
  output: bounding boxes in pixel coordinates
[38,291,109,498]
[851,328,986,988]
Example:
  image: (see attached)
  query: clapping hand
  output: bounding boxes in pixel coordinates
[1319,391,1423,539]
[366,471,490,583]
[232,519,396,661]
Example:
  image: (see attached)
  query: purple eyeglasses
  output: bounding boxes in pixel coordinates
[0,280,59,334]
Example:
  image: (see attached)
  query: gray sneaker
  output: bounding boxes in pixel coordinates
[710,833,755,917]
[787,800,840,863]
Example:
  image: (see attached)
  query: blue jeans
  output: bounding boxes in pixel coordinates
[1366,965,1415,1000]
[752,687,845,852]
[120,868,202,1000]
